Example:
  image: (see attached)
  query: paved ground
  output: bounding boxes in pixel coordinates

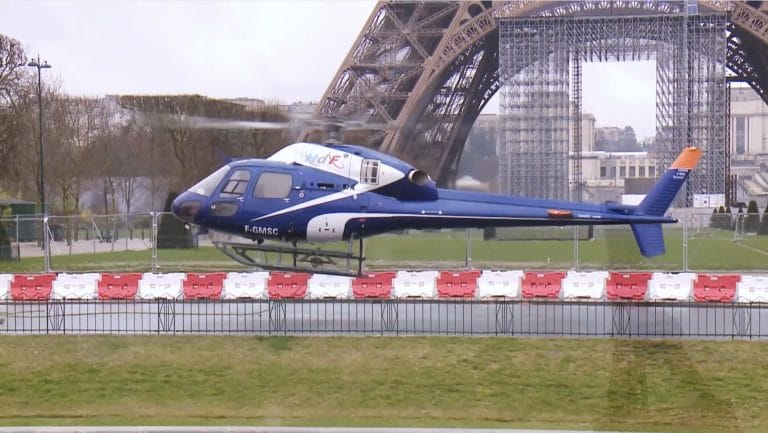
[0,427,658,433]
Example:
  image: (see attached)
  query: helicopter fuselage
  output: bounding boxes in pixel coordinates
[172,142,686,253]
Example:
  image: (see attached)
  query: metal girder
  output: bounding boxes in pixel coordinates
[728,1,768,105]
[300,1,460,145]
[309,0,768,184]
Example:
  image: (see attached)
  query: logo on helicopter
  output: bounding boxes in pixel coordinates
[303,151,345,169]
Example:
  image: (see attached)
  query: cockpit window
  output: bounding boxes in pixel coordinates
[189,165,230,197]
[254,172,293,199]
[219,169,251,198]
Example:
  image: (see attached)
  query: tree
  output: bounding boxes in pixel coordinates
[156,192,192,249]
[727,206,735,231]
[708,207,719,229]
[117,95,291,192]
[759,202,768,235]
[0,218,10,261]
[45,93,97,215]
[713,205,729,230]
[745,200,760,232]
[0,34,38,201]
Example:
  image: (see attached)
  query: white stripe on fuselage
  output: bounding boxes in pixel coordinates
[250,186,377,222]
[306,211,624,240]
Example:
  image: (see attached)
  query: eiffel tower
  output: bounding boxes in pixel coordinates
[301,0,768,192]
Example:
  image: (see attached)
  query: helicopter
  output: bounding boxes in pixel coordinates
[170,136,702,275]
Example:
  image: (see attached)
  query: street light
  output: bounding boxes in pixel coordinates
[27,55,51,269]
[27,55,51,217]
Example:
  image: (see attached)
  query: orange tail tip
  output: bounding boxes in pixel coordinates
[670,146,702,170]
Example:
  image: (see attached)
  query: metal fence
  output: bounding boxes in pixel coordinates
[1,299,766,339]
[2,209,768,273]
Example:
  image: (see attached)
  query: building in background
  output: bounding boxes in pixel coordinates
[730,86,768,199]
[464,85,767,206]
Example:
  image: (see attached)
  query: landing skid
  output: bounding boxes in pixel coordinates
[210,232,366,276]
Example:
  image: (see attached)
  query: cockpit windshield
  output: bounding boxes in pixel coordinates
[189,165,230,197]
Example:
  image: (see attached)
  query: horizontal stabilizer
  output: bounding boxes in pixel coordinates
[631,223,665,257]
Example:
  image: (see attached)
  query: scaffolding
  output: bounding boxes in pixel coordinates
[499,12,728,203]
[499,18,570,200]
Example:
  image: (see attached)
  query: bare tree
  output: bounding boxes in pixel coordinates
[44,94,102,215]
[117,95,292,192]
[0,34,37,199]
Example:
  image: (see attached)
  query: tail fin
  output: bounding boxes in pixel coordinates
[631,147,702,257]
[637,147,702,216]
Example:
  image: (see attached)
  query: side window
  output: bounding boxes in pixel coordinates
[219,169,251,198]
[254,172,293,199]
[361,159,380,185]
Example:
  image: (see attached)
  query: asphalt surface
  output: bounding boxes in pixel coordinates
[0,428,661,433]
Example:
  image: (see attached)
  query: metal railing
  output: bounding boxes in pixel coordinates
[1,299,766,339]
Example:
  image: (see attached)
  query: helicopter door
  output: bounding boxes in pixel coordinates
[251,170,296,212]
[207,168,252,222]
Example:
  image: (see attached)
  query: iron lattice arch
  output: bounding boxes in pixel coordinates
[499,13,728,203]
[305,0,768,186]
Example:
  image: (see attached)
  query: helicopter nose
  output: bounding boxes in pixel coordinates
[172,193,202,223]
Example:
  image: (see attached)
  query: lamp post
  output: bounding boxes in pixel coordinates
[27,55,51,269]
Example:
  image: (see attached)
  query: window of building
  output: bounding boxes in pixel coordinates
[609,166,616,178]
[600,166,607,178]
[639,166,646,177]
[629,166,636,177]
[735,117,747,155]
[254,172,293,199]
[219,169,251,198]
[649,166,656,177]
[620,166,626,177]
[361,159,380,184]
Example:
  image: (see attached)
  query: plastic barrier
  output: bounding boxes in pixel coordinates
[694,274,740,303]
[736,275,768,303]
[437,270,481,298]
[183,272,227,300]
[98,273,142,300]
[51,273,101,300]
[392,270,439,298]
[521,272,566,299]
[562,271,609,300]
[0,274,13,300]
[268,272,309,299]
[648,272,696,301]
[221,272,269,299]
[308,274,353,299]
[606,272,652,300]
[137,272,185,299]
[476,270,524,299]
[11,273,56,301]
[352,272,396,299]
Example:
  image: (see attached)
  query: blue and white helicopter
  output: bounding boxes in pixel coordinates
[171,136,701,275]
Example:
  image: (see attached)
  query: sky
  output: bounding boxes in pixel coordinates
[0,0,657,139]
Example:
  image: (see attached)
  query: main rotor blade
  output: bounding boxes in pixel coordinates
[178,116,290,130]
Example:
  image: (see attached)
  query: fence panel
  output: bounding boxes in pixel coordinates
[4,210,768,273]
[2,299,767,339]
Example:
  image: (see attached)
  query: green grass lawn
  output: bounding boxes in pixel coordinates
[0,336,766,432]
[2,228,767,274]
